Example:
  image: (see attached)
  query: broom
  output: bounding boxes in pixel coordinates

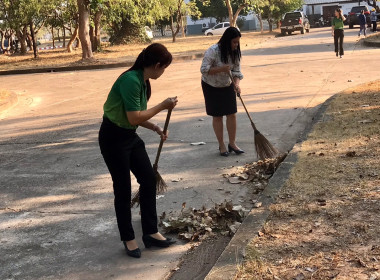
[131,109,172,207]
[228,72,279,160]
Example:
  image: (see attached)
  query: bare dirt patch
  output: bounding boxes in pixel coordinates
[0,31,278,72]
[236,80,380,279]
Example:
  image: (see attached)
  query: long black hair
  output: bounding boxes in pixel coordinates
[218,27,241,64]
[119,43,172,100]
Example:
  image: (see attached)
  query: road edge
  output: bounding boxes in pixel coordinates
[204,95,335,280]
[0,53,204,76]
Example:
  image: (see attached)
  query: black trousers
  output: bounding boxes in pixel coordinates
[334,29,344,56]
[372,21,377,32]
[99,117,158,241]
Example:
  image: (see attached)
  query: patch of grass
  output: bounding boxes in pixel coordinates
[0,31,278,72]
[236,80,380,279]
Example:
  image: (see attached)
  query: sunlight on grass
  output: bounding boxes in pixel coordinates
[235,80,380,279]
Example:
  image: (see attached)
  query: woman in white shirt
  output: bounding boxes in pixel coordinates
[200,27,244,156]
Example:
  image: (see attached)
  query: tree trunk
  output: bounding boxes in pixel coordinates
[268,0,273,32]
[268,18,273,32]
[225,0,234,26]
[51,26,55,48]
[67,25,79,52]
[16,26,28,54]
[181,16,185,37]
[76,37,81,49]
[170,15,176,42]
[232,4,247,27]
[258,13,264,34]
[63,26,66,47]
[93,9,102,50]
[89,24,95,49]
[0,31,5,53]
[26,35,32,49]
[29,21,39,58]
[77,0,93,59]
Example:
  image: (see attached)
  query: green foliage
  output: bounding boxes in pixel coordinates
[104,0,164,44]
[262,0,303,22]
[193,0,228,22]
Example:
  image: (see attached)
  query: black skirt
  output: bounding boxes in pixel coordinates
[201,80,237,117]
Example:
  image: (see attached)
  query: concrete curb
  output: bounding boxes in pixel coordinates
[205,96,335,280]
[0,53,204,76]
[363,39,380,47]
[0,91,18,113]
[363,33,380,47]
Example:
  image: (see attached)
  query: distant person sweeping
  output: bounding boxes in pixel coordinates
[358,10,367,37]
[200,27,244,157]
[370,8,378,32]
[332,8,346,58]
[98,43,178,258]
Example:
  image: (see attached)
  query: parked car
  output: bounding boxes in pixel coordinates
[144,26,153,39]
[204,22,231,36]
[348,6,371,28]
[280,11,310,35]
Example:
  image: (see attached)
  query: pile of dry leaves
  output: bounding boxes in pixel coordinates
[159,201,249,241]
[226,154,287,187]
[160,155,287,242]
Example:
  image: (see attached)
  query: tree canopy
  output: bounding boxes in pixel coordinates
[0,0,306,59]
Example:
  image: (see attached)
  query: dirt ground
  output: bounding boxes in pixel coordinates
[236,80,380,280]
[0,31,278,72]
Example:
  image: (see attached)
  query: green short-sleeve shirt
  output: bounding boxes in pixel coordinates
[103,69,147,129]
[332,17,344,29]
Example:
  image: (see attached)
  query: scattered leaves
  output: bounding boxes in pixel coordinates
[159,200,248,241]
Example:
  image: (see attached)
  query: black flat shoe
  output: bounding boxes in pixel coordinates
[123,241,141,258]
[219,147,229,157]
[228,144,245,154]
[142,235,177,248]
[165,237,177,245]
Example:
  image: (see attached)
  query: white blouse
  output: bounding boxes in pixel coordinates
[200,44,243,88]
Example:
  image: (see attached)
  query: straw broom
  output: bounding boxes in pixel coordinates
[228,72,279,160]
[131,109,172,207]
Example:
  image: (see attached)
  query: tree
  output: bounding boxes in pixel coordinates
[89,0,103,51]
[1,0,53,57]
[251,0,267,33]
[0,0,28,54]
[263,0,302,31]
[367,0,377,9]
[160,0,200,42]
[225,0,253,27]
[77,0,93,59]
[193,0,229,23]
[105,0,162,44]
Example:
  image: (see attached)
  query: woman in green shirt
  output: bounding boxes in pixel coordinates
[99,43,178,258]
[332,8,346,58]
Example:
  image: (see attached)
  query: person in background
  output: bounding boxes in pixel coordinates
[358,10,367,37]
[370,8,378,32]
[200,27,244,157]
[332,8,346,58]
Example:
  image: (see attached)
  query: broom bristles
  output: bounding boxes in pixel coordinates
[156,171,168,194]
[254,132,279,160]
[130,170,167,208]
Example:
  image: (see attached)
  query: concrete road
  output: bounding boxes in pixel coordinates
[1,27,379,280]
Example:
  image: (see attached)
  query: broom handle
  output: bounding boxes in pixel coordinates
[228,72,258,131]
[153,109,172,168]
